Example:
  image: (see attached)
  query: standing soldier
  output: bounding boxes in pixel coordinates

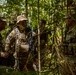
[39,20,51,66]
[65,14,76,56]
[5,15,35,71]
[0,16,9,65]
[33,20,51,71]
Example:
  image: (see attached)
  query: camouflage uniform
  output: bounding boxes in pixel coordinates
[66,25,76,55]
[65,14,76,55]
[5,15,36,71]
[5,26,26,69]
[63,14,76,74]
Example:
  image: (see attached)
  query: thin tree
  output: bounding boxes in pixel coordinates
[38,0,41,75]
[25,0,28,18]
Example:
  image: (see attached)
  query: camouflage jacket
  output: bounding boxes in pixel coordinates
[5,28,35,52]
[5,27,35,53]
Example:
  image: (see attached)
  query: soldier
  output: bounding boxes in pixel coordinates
[0,17,9,66]
[33,20,51,70]
[65,14,76,55]
[5,15,35,71]
[40,20,51,66]
[0,17,7,56]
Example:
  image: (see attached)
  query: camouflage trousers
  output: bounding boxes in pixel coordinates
[16,51,35,71]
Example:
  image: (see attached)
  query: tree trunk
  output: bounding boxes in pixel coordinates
[25,0,28,18]
[38,0,41,75]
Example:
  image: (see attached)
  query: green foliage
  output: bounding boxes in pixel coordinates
[0,66,38,75]
[1,0,75,75]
